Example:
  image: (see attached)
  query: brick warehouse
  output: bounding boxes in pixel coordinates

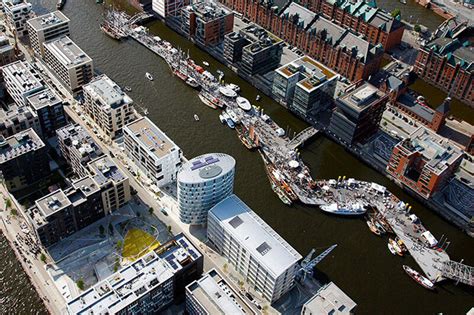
[220,0,383,81]
[413,21,473,107]
[297,0,404,51]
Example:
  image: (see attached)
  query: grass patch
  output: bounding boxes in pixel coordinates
[122,228,160,263]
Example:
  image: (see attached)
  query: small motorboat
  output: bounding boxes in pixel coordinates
[219,114,226,124]
[403,265,435,290]
[227,83,240,93]
[202,61,210,66]
[389,238,404,256]
[185,77,200,89]
[388,242,398,255]
[396,237,408,253]
[194,114,200,121]
[367,220,381,236]
[124,86,132,92]
[256,95,261,101]
[145,72,154,81]
[400,0,407,4]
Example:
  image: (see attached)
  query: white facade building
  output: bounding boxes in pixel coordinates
[27,10,70,57]
[123,116,182,187]
[3,0,33,38]
[186,268,257,315]
[177,153,235,225]
[83,74,135,138]
[43,36,93,94]
[152,0,185,18]
[301,282,356,315]
[2,60,44,106]
[208,194,302,303]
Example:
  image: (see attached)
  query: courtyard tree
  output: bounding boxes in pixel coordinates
[5,198,12,209]
[414,24,421,33]
[99,224,105,236]
[77,279,85,290]
[167,225,172,234]
[149,207,154,215]
[116,240,123,250]
[40,253,47,263]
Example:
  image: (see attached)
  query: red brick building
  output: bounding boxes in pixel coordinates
[181,2,234,46]
[291,0,404,50]
[220,0,383,81]
[386,126,464,199]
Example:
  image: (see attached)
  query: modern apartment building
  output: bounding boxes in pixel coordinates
[0,35,16,73]
[67,233,203,314]
[413,21,473,106]
[83,74,135,139]
[26,176,104,247]
[123,116,182,187]
[0,129,50,192]
[301,282,357,315]
[207,194,302,303]
[87,156,131,214]
[220,0,384,81]
[273,56,338,119]
[177,153,235,225]
[2,60,44,106]
[328,81,388,144]
[153,0,186,18]
[186,268,257,315]
[26,87,67,138]
[27,10,70,57]
[3,0,33,38]
[0,103,41,138]
[387,126,464,199]
[226,24,283,77]
[180,1,234,47]
[57,124,103,178]
[43,36,94,94]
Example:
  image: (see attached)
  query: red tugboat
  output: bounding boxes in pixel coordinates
[403,265,435,290]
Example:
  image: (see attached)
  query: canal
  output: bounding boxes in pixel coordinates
[3,1,472,314]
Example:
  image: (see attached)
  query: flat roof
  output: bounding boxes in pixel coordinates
[0,129,45,164]
[178,153,235,184]
[83,74,132,109]
[338,82,384,112]
[124,117,179,160]
[44,36,92,68]
[240,24,282,54]
[67,251,174,315]
[87,156,127,187]
[209,195,302,277]
[1,60,44,94]
[26,87,62,111]
[57,123,103,163]
[397,93,435,122]
[186,269,256,315]
[0,103,37,127]
[400,126,464,174]
[303,282,356,314]
[71,176,101,198]
[35,189,71,217]
[27,10,69,31]
[186,2,232,21]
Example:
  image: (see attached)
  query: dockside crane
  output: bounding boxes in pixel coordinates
[297,244,338,282]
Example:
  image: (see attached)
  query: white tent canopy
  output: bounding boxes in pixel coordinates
[370,183,386,194]
[421,231,438,247]
[409,214,419,223]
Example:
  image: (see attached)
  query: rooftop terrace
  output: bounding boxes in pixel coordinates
[84,74,132,109]
[26,87,63,111]
[0,129,45,164]
[27,10,69,31]
[87,156,127,187]
[2,60,44,94]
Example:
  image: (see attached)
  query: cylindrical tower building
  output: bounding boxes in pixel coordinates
[177,153,235,225]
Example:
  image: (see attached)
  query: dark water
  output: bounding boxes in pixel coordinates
[3,1,472,314]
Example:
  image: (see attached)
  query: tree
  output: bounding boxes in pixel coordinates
[10,209,17,216]
[414,24,421,33]
[114,262,120,272]
[390,8,401,18]
[5,198,12,209]
[167,225,172,234]
[136,211,141,218]
[116,240,123,250]
[40,253,47,263]
[223,263,228,272]
[148,207,154,215]
[76,279,85,290]
[108,223,113,235]
[99,225,105,236]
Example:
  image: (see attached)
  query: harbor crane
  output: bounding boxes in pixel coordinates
[297,244,338,282]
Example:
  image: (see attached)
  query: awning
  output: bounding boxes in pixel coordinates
[370,183,386,194]
[421,231,438,247]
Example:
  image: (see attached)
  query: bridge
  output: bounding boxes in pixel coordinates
[286,127,319,151]
[128,12,154,25]
[441,260,474,286]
